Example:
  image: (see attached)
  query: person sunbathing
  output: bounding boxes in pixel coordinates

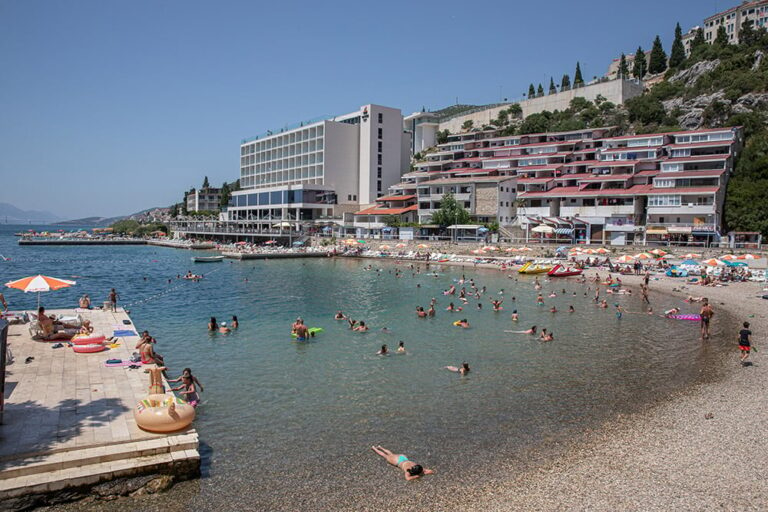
[371,445,434,481]
[36,307,73,340]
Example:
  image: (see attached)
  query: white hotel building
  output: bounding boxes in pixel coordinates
[223,104,410,230]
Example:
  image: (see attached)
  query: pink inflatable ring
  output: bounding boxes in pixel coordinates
[73,343,106,353]
[71,335,107,345]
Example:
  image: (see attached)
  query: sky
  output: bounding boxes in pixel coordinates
[0,0,726,219]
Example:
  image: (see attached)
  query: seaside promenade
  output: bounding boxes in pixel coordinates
[0,308,199,508]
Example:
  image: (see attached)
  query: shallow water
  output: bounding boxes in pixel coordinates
[0,226,733,510]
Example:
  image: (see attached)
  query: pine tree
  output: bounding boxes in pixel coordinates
[669,23,686,68]
[169,203,178,218]
[202,176,210,188]
[715,25,728,46]
[648,35,668,74]
[740,19,757,46]
[528,84,536,98]
[537,83,544,97]
[560,74,571,91]
[632,46,647,79]
[691,27,706,51]
[574,62,584,87]
[549,77,557,95]
[219,182,231,208]
[618,53,629,78]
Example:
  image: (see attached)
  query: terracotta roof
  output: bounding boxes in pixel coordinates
[553,173,594,181]
[517,177,554,184]
[375,194,415,202]
[635,170,660,176]
[519,184,653,199]
[579,174,633,181]
[600,146,661,153]
[513,164,563,172]
[667,141,733,149]
[355,204,418,215]
[421,176,515,185]
[588,160,640,168]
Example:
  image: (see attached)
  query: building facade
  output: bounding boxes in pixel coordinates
[375,125,742,245]
[224,104,410,231]
[703,0,768,44]
[186,187,222,212]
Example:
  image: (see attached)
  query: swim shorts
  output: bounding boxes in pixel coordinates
[739,345,750,352]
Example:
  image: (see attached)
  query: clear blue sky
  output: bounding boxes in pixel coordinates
[0,0,724,219]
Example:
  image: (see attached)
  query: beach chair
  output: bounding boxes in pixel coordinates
[28,320,44,340]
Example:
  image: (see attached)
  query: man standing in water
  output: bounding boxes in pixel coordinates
[700,299,714,340]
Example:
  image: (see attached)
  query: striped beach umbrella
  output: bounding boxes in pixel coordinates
[634,252,653,260]
[683,253,702,259]
[379,244,391,250]
[5,274,76,307]
[519,247,533,252]
[720,254,737,261]
[616,255,635,263]
[395,243,406,248]
[702,258,725,266]
[650,248,667,256]
[738,254,758,260]
[595,248,609,254]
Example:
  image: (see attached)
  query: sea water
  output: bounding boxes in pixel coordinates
[0,226,732,510]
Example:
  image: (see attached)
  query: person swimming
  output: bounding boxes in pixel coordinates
[540,329,554,342]
[208,317,218,331]
[354,321,369,332]
[219,321,230,334]
[334,311,346,320]
[455,319,470,328]
[446,362,470,375]
[397,341,405,353]
[511,310,519,322]
[377,344,388,355]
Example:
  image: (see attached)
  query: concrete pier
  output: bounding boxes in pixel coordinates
[0,309,199,508]
[222,251,328,260]
[19,239,216,250]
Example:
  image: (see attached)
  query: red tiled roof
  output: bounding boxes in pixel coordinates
[553,173,594,180]
[375,194,415,202]
[564,159,601,166]
[519,152,572,159]
[600,146,661,153]
[513,164,563,172]
[453,169,496,175]
[517,177,554,184]
[601,133,669,141]
[579,174,633,181]
[519,184,653,198]
[355,204,418,215]
[420,176,515,185]
[666,127,739,136]
[635,170,660,176]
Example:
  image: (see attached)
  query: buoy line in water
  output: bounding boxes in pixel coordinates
[123,267,224,310]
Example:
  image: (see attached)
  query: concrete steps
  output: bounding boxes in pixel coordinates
[0,432,199,500]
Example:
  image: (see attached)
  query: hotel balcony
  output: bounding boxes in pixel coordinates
[517,206,552,218]
[560,205,635,217]
[646,204,716,216]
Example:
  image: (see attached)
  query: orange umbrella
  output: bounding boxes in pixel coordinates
[616,255,635,263]
[505,247,519,253]
[5,274,76,307]
[395,243,406,248]
[379,244,390,250]
[482,246,498,251]
[416,244,429,249]
[738,254,758,260]
[683,253,701,259]
[471,249,486,255]
[582,248,596,254]
[595,248,609,254]
[519,247,533,252]
[702,258,725,266]
[720,254,737,261]
[634,253,653,260]
[650,248,667,256]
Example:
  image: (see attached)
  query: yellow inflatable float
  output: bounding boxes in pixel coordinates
[134,394,195,433]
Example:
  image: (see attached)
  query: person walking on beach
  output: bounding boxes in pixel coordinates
[370,446,434,480]
[108,288,119,310]
[640,284,650,305]
[700,300,714,340]
[738,322,753,365]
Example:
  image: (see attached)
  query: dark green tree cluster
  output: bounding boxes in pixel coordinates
[633,46,647,78]
[561,74,571,91]
[517,97,627,134]
[618,54,629,78]
[648,35,668,74]
[668,23,686,68]
[724,131,768,236]
[110,220,169,237]
[430,193,471,227]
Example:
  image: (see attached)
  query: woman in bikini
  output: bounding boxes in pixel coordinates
[371,446,434,481]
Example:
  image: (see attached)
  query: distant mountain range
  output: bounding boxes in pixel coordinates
[58,207,168,226]
[0,202,62,224]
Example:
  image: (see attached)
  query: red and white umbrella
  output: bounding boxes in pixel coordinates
[595,248,609,254]
[650,248,667,256]
[702,258,725,266]
[616,255,635,263]
[634,252,653,260]
[720,254,737,261]
[738,254,758,260]
[5,274,76,307]
[683,253,701,259]
[519,247,533,252]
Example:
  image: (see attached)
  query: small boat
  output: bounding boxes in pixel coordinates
[191,256,224,263]
[547,264,583,277]
[518,262,553,274]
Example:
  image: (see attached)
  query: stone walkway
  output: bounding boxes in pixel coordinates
[0,308,193,467]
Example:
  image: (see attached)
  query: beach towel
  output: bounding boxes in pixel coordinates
[113,329,138,337]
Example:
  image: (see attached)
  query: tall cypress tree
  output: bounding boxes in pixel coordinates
[528,84,536,98]
[202,176,210,188]
[574,62,584,87]
[648,35,668,74]
[548,77,557,95]
[537,83,545,97]
[632,46,647,79]
[715,25,729,46]
[560,74,571,91]
[618,53,629,78]
[691,27,705,51]
[669,23,686,68]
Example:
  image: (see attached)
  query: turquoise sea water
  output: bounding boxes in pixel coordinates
[0,226,732,510]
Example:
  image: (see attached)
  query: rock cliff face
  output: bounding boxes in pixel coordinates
[661,56,768,130]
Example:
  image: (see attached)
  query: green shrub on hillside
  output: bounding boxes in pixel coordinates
[724,130,768,236]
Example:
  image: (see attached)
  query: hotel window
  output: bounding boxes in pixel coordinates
[378,154,382,165]
[378,141,382,153]
[378,128,383,139]
[377,180,382,192]
[377,167,382,178]
[378,113,383,123]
